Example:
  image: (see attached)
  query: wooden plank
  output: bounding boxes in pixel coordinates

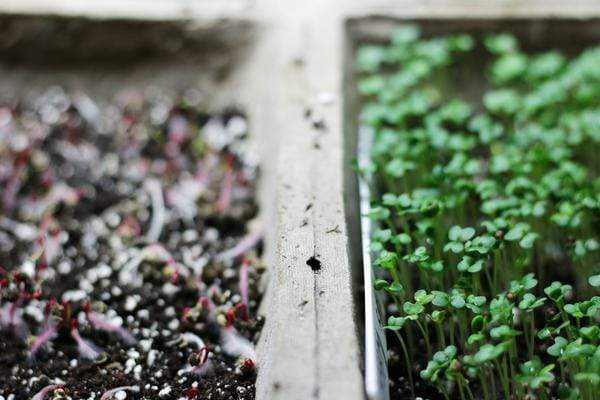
[345,0,600,18]
[0,0,248,21]
[247,2,365,400]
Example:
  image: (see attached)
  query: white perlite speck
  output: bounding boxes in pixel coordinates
[158,386,172,397]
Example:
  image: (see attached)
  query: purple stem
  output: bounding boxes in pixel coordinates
[71,321,102,360]
[239,259,250,309]
[216,158,234,212]
[87,312,136,345]
[216,224,263,262]
[2,163,25,214]
[29,323,57,358]
[32,384,62,400]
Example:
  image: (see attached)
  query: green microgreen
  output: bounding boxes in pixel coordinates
[358,26,600,400]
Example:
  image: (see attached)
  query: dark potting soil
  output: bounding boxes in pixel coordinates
[0,87,264,400]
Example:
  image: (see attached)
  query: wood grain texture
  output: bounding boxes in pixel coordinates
[248,4,365,398]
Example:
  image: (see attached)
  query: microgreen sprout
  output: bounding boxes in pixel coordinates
[31,384,63,400]
[220,308,256,363]
[82,302,136,345]
[360,27,600,399]
[70,318,103,360]
[215,220,263,262]
[189,346,211,376]
[239,257,251,319]
[144,178,166,242]
[217,154,235,213]
[29,299,58,358]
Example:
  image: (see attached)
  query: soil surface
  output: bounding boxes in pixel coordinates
[0,87,264,400]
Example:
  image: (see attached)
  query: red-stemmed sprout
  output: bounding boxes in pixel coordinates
[182,295,217,324]
[220,309,256,368]
[2,148,30,215]
[190,346,211,377]
[216,221,263,262]
[82,302,136,345]
[31,384,63,400]
[29,299,59,358]
[70,318,102,360]
[216,154,235,213]
[238,258,251,320]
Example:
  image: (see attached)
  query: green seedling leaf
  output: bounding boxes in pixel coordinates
[450,294,466,309]
[391,25,420,45]
[449,225,476,242]
[414,289,434,305]
[465,341,510,365]
[579,326,600,340]
[561,339,596,361]
[404,301,424,316]
[544,281,573,303]
[589,274,600,287]
[374,250,398,270]
[471,315,486,332]
[484,33,519,54]
[519,232,539,249]
[564,303,585,319]
[432,291,450,307]
[468,333,486,344]
[509,273,538,296]
[466,235,496,254]
[420,345,457,383]
[547,336,568,357]
[374,279,389,291]
[367,206,390,221]
[490,324,521,340]
[504,222,530,241]
[466,295,487,314]
[484,89,521,115]
[386,282,404,295]
[391,233,412,245]
[385,158,416,178]
[385,316,406,331]
[457,256,485,273]
[526,51,565,81]
[519,293,546,311]
[373,229,392,243]
[356,45,387,72]
[490,295,513,324]
[517,357,555,389]
[490,53,528,84]
[444,241,464,253]
[430,310,447,323]
[449,34,475,52]
[404,246,430,264]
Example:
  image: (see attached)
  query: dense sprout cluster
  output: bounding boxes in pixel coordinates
[0,87,262,399]
[358,26,600,400]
